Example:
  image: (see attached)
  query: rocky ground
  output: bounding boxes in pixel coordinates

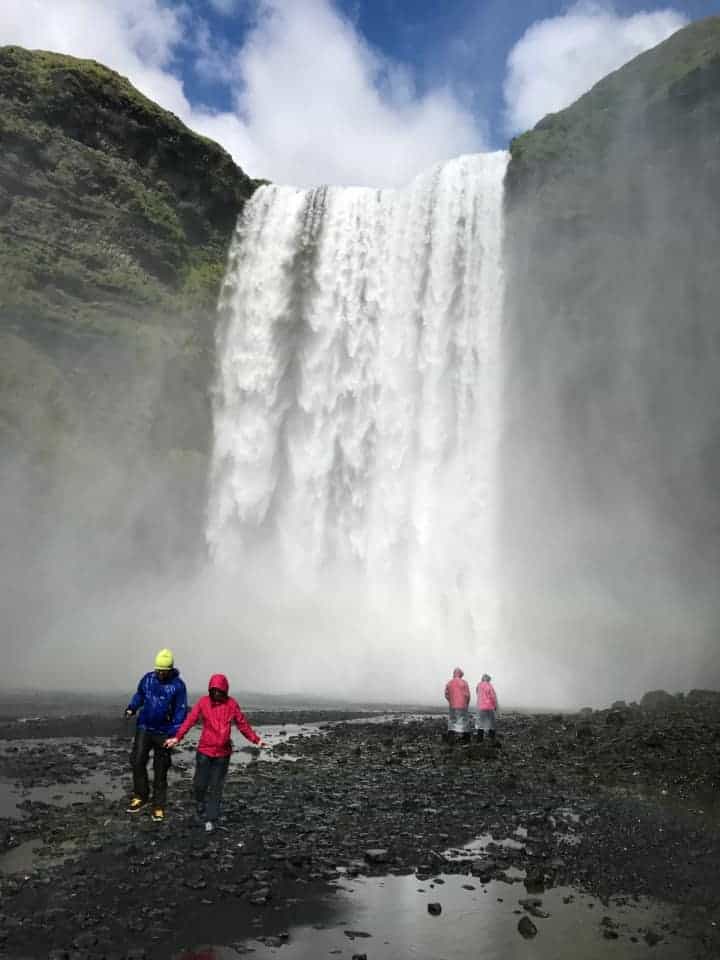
[1,695,719,959]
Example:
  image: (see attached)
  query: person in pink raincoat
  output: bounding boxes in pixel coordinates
[444,667,471,737]
[164,674,268,833]
[476,673,499,741]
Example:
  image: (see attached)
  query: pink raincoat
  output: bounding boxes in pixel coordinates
[476,680,498,711]
[445,668,470,709]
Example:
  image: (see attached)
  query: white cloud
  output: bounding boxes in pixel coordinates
[504,1,688,135]
[0,0,192,116]
[0,0,484,187]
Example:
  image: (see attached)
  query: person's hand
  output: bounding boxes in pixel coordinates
[257,739,270,749]
[124,709,134,719]
[164,737,178,749]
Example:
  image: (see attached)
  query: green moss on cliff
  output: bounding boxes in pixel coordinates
[0,45,264,568]
[507,16,720,196]
[0,44,258,326]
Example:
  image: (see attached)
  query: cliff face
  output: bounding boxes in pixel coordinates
[501,17,720,677]
[0,47,258,572]
[0,45,256,327]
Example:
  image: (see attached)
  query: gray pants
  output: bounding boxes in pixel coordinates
[193,751,230,823]
[476,709,496,733]
[447,707,471,734]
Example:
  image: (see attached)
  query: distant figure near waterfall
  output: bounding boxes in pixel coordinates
[445,667,471,737]
[476,673,498,742]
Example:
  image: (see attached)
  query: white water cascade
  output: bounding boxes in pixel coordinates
[207,152,508,693]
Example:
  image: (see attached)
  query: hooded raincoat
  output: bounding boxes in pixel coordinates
[173,674,261,757]
[445,668,470,709]
[444,667,471,733]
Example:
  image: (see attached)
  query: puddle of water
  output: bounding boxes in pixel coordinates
[180,873,688,960]
[0,724,321,818]
[443,833,526,861]
[0,838,80,875]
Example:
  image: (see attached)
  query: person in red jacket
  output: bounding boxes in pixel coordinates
[475,673,499,742]
[444,666,471,738]
[164,674,268,832]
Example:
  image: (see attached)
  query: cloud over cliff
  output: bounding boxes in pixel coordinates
[504,1,687,134]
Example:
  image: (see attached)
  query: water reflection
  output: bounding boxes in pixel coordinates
[180,873,688,960]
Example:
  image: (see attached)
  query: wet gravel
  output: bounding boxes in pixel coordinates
[0,698,719,959]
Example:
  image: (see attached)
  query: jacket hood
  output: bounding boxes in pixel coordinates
[452,667,464,679]
[208,673,229,694]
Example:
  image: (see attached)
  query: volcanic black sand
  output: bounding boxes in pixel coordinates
[0,696,719,959]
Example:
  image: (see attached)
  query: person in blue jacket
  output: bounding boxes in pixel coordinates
[125,648,187,822]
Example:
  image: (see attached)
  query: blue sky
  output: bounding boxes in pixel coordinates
[1,0,718,185]
[180,0,717,147]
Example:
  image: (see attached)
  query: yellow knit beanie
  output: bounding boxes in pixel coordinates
[154,648,174,670]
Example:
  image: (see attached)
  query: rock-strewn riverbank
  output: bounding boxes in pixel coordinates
[1,701,719,959]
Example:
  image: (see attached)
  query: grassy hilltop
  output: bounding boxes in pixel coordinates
[0,45,257,328]
[506,15,720,200]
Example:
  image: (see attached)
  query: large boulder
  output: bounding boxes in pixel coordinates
[640,690,677,711]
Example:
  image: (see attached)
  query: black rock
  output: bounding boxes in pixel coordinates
[640,690,676,711]
[518,916,538,939]
[427,902,442,916]
[605,710,626,726]
[364,848,389,863]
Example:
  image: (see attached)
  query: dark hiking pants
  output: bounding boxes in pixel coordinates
[193,752,230,823]
[130,730,172,806]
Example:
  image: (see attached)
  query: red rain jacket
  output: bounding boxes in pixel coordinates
[173,673,261,757]
[444,668,470,709]
[476,680,498,711]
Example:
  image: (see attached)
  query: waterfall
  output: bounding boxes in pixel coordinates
[207,152,508,678]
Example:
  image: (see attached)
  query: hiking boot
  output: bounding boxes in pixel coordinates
[151,807,165,822]
[204,821,214,833]
[126,797,146,814]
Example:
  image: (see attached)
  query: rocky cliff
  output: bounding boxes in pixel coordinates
[501,16,720,680]
[0,46,258,576]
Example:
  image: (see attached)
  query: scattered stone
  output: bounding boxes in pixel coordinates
[605,710,626,726]
[364,849,389,863]
[427,903,442,916]
[518,916,538,939]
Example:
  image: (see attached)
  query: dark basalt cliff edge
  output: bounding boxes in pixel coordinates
[0,47,259,574]
[501,17,720,673]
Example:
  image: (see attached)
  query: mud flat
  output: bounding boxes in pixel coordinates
[0,699,719,959]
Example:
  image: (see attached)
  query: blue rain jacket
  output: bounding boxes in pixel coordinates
[127,669,188,736]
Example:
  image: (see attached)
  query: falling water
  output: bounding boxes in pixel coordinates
[207,152,508,677]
